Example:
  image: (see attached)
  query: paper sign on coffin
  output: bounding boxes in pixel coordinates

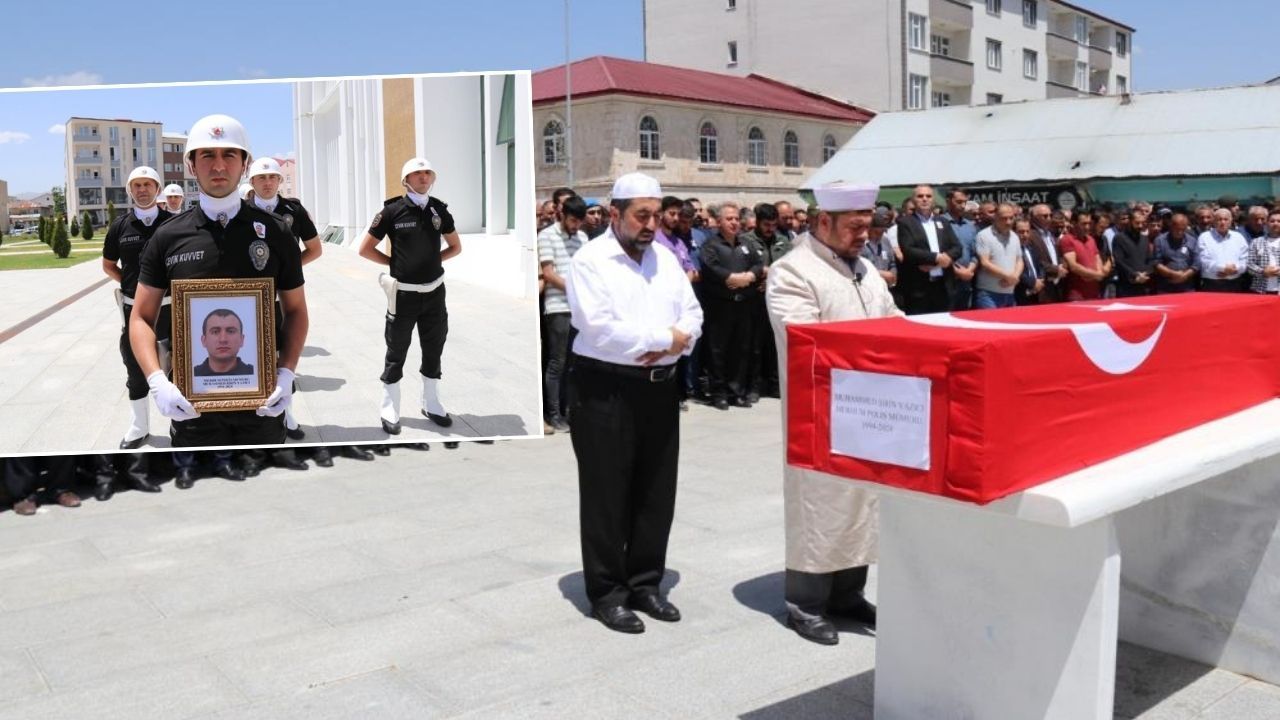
[785,294,1280,505]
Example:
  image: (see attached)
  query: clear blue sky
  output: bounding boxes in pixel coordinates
[0,0,1273,193]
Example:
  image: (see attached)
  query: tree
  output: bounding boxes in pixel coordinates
[81,211,94,241]
[51,186,66,217]
[38,216,49,244]
[107,201,117,225]
[52,215,71,259]
[70,216,80,236]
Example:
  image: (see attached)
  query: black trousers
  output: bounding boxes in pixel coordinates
[570,358,680,607]
[542,312,573,419]
[1201,277,1248,293]
[785,566,869,619]
[88,453,149,484]
[5,456,77,499]
[749,297,778,396]
[903,280,951,315]
[703,296,753,401]
[121,303,171,401]
[381,287,448,384]
[171,411,285,448]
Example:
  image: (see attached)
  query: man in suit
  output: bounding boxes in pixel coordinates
[1015,217,1050,305]
[895,185,962,315]
[1029,204,1069,302]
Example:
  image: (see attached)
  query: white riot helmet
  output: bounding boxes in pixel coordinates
[238,183,254,200]
[163,184,185,197]
[400,157,436,190]
[184,113,252,170]
[126,166,162,188]
[249,157,282,179]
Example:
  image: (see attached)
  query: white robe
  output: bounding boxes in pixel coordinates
[765,233,904,573]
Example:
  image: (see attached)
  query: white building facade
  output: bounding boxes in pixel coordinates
[292,73,536,299]
[644,0,1134,111]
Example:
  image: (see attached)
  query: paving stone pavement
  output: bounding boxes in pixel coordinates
[0,239,540,454]
[0,403,1274,719]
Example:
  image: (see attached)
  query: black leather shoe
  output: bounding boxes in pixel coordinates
[175,468,196,490]
[787,614,839,645]
[731,396,753,408]
[272,450,308,471]
[405,442,430,451]
[592,604,645,634]
[94,480,115,502]
[829,598,877,628]
[629,593,681,622]
[548,416,571,433]
[444,441,460,449]
[712,398,730,411]
[286,426,306,440]
[128,476,163,493]
[338,446,375,461]
[312,447,334,467]
[371,445,391,456]
[119,435,147,450]
[422,410,453,428]
[381,418,401,435]
[746,392,761,404]
[213,462,246,482]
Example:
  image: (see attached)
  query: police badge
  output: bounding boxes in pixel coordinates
[282,213,294,229]
[430,206,442,231]
[249,240,270,271]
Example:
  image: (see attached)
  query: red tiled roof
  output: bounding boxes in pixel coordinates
[533,56,874,124]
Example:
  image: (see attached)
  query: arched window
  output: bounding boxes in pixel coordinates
[747,126,767,166]
[699,122,719,164]
[542,120,564,165]
[822,134,838,162]
[639,115,660,160]
[783,130,800,168]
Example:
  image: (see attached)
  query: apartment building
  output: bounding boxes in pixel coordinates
[644,0,1134,111]
[65,117,163,225]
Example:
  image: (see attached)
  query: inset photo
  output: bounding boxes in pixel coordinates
[0,71,541,454]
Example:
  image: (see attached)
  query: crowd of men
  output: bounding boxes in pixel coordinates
[538,185,1280,431]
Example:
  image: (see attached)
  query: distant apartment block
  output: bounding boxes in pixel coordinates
[65,117,162,224]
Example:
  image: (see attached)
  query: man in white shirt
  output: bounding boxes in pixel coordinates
[1197,208,1250,293]
[566,172,704,634]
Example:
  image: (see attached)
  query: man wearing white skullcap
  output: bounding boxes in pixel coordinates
[766,181,903,646]
[565,172,704,634]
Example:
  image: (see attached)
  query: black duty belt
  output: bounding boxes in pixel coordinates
[575,355,677,383]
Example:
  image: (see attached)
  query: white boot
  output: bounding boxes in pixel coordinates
[380,382,402,434]
[121,397,150,448]
[283,404,304,439]
[421,376,452,427]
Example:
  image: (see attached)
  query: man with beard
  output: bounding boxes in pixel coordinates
[565,172,703,634]
[766,182,901,645]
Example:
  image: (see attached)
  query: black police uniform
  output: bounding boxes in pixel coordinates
[104,208,173,401]
[368,195,455,385]
[138,201,304,448]
[697,233,764,405]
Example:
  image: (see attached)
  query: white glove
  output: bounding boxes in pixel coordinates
[257,367,296,418]
[147,370,199,421]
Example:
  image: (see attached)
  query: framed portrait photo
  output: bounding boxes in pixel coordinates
[171,278,277,412]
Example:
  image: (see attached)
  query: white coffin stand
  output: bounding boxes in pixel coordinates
[860,399,1280,720]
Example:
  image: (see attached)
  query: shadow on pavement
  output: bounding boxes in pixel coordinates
[557,569,684,617]
[300,345,332,358]
[399,413,530,438]
[738,672,874,720]
[297,374,346,392]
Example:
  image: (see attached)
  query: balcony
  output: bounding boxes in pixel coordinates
[1046,80,1086,99]
[71,132,99,142]
[1047,32,1079,58]
[929,0,972,30]
[1088,45,1112,71]
[930,54,974,87]
[75,177,103,189]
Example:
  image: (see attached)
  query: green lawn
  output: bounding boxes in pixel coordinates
[0,251,102,271]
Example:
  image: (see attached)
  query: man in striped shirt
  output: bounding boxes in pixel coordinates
[538,195,588,432]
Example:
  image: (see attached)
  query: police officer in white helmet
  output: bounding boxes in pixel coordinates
[162,184,186,213]
[130,113,308,482]
[358,157,462,435]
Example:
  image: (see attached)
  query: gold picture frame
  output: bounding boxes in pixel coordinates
[171,278,277,412]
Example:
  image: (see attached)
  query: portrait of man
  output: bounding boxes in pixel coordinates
[194,309,255,377]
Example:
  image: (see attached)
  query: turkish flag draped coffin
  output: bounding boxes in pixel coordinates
[786,294,1280,505]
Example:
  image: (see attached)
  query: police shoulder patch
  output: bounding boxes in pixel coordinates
[371,212,383,228]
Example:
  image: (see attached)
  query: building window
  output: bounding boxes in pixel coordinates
[932,91,952,107]
[110,168,119,184]
[542,119,564,165]
[1074,15,1088,44]
[747,126,766,166]
[700,122,720,164]
[986,93,1004,104]
[728,41,738,65]
[783,130,800,167]
[639,115,660,160]
[147,128,156,145]
[931,34,950,57]
[109,126,119,143]
[986,0,1001,15]
[908,74,927,110]
[131,128,138,141]
[1116,32,1129,57]
[909,13,927,51]
[1075,61,1089,90]
[727,0,735,8]
[986,39,1003,71]
[148,148,156,165]
[1117,75,1128,94]
[822,134,838,162]
[1022,0,1037,27]
[1023,49,1038,79]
